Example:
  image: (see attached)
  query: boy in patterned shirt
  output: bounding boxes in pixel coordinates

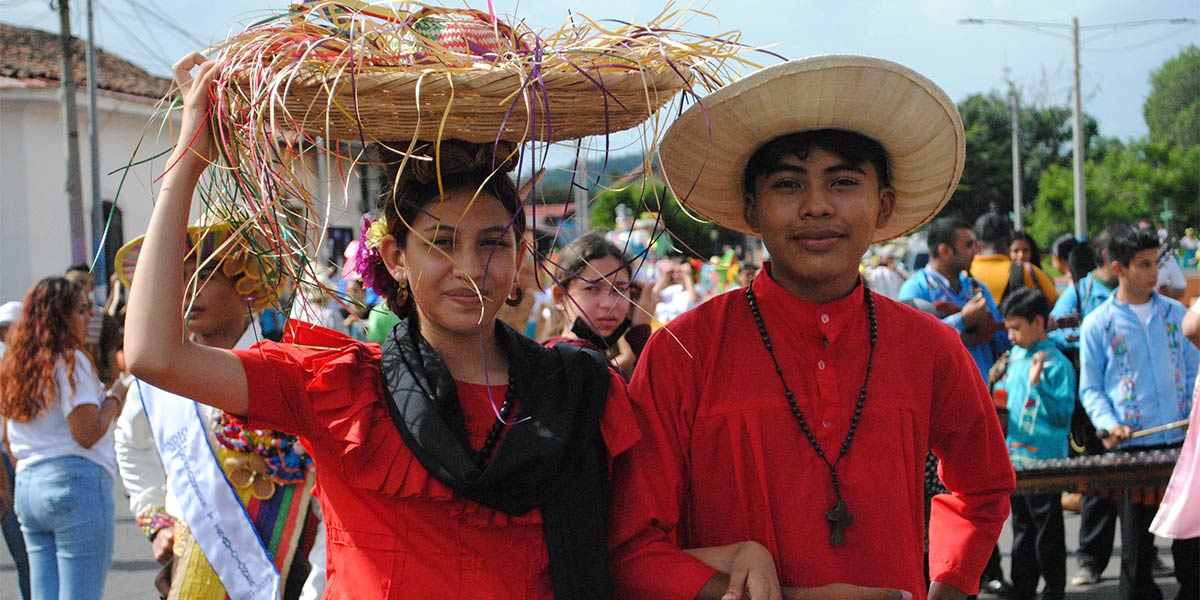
[1079,224,1198,600]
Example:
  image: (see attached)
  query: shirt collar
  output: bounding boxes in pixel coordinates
[1010,338,1055,360]
[232,319,263,351]
[751,262,866,344]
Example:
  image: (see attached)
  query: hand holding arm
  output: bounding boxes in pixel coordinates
[686,541,781,600]
[927,581,968,600]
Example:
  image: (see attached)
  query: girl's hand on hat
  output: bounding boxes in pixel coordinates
[170,52,221,175]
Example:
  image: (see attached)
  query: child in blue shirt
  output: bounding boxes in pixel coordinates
[1000,288,1076,600]
[1079,225,1199,600]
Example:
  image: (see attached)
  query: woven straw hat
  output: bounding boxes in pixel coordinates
[659,54,965,243]
[114,223,280,313]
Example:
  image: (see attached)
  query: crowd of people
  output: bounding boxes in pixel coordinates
[0,46,1197,600]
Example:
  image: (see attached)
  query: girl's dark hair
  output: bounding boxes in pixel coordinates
[974,213,1012,251]
[999,287,1050,323]
[743,129,891,196]
[0,278,86,422]
[1010,230,1043,266]
[373,140,527,317]
[552,232,632,286]
[1051,234,1077,262]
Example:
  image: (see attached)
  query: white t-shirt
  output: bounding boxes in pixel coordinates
[655,283,696,324]
[6,350,116,476]
[1129,301,1155,326]
[1158,257,1186,291]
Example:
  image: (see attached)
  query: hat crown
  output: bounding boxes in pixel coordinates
[659,54,965,243]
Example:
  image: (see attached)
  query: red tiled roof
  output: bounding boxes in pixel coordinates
[0,22,169,99]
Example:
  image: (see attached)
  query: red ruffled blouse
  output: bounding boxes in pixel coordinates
[232,324,638,599]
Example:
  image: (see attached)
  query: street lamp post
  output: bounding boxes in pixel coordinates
[958,16,1197,240]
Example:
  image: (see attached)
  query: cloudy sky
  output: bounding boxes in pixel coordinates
[5,0,1197,144]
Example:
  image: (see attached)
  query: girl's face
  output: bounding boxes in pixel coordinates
[389,188,522,338]
[68,290,91,347]
[1010,238,1034,265]
[555,256,632,337]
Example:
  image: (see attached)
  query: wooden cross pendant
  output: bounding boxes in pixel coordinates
[825,500,853,548]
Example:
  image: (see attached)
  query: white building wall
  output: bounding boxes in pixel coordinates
[0,87,366,303]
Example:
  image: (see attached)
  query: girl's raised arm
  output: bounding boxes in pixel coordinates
[124,53,249,416]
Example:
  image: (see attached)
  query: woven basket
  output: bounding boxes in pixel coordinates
[242,66,691,143]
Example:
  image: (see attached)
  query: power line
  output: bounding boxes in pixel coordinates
[121,0,209,49]
[1088,27,1198,53]
[95,1,173,72]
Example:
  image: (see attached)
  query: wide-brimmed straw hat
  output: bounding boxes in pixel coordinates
[114,223,280,313]
[659,54,965,243]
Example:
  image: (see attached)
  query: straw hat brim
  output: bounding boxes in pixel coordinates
[658,55,965,243]
[115,223,281,313]
[114,224,234,290]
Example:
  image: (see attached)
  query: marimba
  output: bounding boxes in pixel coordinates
[1014,448,1180,497]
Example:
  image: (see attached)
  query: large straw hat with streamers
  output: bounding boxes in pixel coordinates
[658,54,965,243]
[217,1,732,144]
[115,223,280,313]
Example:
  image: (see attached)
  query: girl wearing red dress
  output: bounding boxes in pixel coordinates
[123,53,637,600]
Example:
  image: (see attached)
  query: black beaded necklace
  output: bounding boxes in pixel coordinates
[745,284,877,548]
[474,380,516,468]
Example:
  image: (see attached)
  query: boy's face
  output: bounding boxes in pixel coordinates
[1112,248,1159,300]
[183,262,249,342]
[1003,314,1046,349]
[743,147,894,300]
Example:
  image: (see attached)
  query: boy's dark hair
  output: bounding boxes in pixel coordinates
[742,129,891,196]
[1091,226,1118,266]
[926,217,972,256]
[973,213,1011,251]
[65,263,90,275]
[1106,225,1159,267]
[999,287,1050,323]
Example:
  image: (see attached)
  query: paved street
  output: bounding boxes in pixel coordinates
[0,480,1185,598]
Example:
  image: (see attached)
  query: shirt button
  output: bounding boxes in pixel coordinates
[822,420,833,429]
[820,314,830,324]
[818,360,826,370]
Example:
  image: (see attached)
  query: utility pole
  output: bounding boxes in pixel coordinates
[57,0,87,265]
[85,0,105,288]
[1005,69,1023,231]
[1070,17,1085,240]
[958,16,1197,240]
[573,141,590,234]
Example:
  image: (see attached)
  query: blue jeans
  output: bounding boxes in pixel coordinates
[3,452,31,600]
[14,456,113,600]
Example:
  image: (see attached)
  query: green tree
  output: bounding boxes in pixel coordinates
[1029,140,1200,242]
[1145,45,1200,148]
[947,92,1098,225]
[590,180,742,258]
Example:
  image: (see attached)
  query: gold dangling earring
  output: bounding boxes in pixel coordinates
[396,279,410,309]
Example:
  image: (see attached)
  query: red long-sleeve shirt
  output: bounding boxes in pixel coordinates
[610,267,1015,600]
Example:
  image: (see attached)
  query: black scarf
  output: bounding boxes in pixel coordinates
[570,316,632,351]
[379,317,612,600]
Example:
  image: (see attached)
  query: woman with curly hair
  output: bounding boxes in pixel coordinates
[0,277,125,600]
